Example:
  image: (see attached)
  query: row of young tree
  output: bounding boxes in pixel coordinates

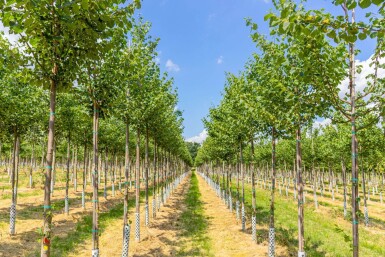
[0,1,192,256]
[196,1,385,256]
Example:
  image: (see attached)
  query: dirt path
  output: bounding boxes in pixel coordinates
[131,175,190,257]
[69,175,190,257]
[196,174,288,257]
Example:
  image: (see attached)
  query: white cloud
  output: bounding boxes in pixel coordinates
[339,55,385,98]
[217,56,224,64]
[313,118,331,129]
[186,130,208,144]
[166,59,180,72]
[0,21,21,45]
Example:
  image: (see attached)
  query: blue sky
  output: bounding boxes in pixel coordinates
[137,0,378,141]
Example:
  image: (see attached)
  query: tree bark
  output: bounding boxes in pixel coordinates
[269,127,277,256]
[9,133,19,235]
[349,9,359,256]
[92,102,100,253]
[296,126,305,255]
[41,76,57,257]
[145,126,149,225]
[135,127,141,241]
[65,135,70,215]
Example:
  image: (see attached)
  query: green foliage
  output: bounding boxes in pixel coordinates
[185,141,200,163]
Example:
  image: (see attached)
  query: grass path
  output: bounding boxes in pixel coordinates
[175,172,212,256]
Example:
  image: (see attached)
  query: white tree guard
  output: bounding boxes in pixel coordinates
[135,212,140,241]
[9,203,16,235]
[229,195,233,212]
[298,251,306,257]
[121,224,131,257]
[268,227,275,257]
[364,206,369,226]
[145,204,149,226]
[252,216,257,242]
[92,249,99,257]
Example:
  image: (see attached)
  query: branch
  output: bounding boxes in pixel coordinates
[20,34,48,77]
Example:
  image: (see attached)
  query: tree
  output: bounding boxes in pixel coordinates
[185,141,200,163]
[265,1,385,255]
[0,1,140,255]
[0,35,46,236]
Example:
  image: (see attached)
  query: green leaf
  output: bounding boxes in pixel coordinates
[327,30,336,40]
[347,1,357,9]
[264,13,274,22]
[81,0,89,10]
[358,32,367,40]
[358,0,371,8]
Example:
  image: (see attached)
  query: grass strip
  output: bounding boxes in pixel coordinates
[177,172,212,256]
[223,179,385,257]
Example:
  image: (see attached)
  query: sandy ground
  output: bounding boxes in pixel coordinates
[196,174,288,257]
[68,175,190,257]
[131,176,190,257]
[0,181,127,257]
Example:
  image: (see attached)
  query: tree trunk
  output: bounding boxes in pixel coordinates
[251,140,256,213]
[104,151,108,199]
[41,76,57,257]
[50,141,56,196]
[349,10,359,256]
[296,126,305,256]
[92,102,100,255]
[65,136,70,215]
[135,128,141,241]
[240,142,245,231]
[269,127,276,256]
[9,133,19,235]
[14,136,20,206]
[122,120,130,257]
[82,142,87,209]
[153,141,157,219]
[74,146,78,192]
[145,126,149,226]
